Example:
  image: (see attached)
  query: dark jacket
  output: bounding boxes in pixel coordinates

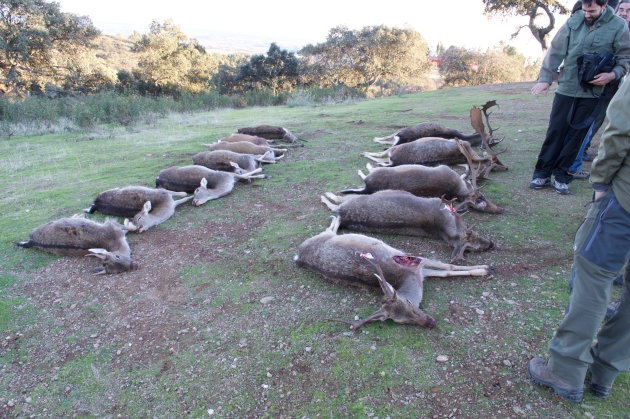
[538,5,630,97]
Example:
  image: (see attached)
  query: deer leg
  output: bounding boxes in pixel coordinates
[419,257,490,271]
[422,267,492,278]
[362,150,389,158]
[323,192,345,203]
[320,195,340,212]
[166,190,188,197]
[358,169,367,180]
[173,195,194,207]
[362,155,390,165]
[326,216,340,234]
[373,134,396,145]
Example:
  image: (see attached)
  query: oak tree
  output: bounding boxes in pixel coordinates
[132,19,213,94]
[482,0,570,51]
[299,25,432,91]
[0,0,99,94]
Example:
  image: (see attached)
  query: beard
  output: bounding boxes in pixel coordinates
[584,13,602,25]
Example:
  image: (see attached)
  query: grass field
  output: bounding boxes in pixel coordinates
[0,82,627,418]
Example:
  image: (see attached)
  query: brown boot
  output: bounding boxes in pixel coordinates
[527,358,583,403]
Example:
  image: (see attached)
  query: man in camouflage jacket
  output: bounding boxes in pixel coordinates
[528,66,630,403]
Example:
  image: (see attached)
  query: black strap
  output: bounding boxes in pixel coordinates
[566,84,611,129]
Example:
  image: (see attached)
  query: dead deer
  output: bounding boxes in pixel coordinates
[374,122,484,147]
[155,165,265,206]
[373,101,503,148]
[218,133,272,146]
[192,150,275,176]
[85,187,192,233]
[237,125,300,145]
[363,103,507,174]
[320,191,494,262]
[201,141,286,159]
[294,217,493,330]
[339,159,503,214]
[362,137,493,168]
[15,215,139,274]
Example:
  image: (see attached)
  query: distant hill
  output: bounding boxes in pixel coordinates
[95,21,308,55]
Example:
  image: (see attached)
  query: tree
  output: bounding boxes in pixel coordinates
[230,43,298,94]
[482,0,570,51]
[438,43,540,87]
[299,25,433,91]
[132,19,213,95]
[0,0,99,94]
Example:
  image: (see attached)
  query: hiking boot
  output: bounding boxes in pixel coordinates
[613,273,623,287]
[604,298,621,321]
[587,366,613,398]
[553,180,569,195]
[590,379,613,398]
[568,170,590,180]
[529,177,550,189]
[582,154,594,162]
[528,357,584,403]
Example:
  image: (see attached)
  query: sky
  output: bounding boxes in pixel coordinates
[54,0,573,59]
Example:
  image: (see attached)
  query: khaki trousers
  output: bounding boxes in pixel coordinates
[548,190,630,387]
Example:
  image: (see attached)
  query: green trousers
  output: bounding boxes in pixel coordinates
[548,190,630,387]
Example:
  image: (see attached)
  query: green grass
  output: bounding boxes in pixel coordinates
[1,82,628,418]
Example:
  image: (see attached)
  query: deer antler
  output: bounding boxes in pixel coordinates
[481,100,501,142]
[325,252,395,331]
[470,106,509,174]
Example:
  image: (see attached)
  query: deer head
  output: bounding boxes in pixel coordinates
[326,253,436,331]
[455,141,504,214]
[86,248,139,275]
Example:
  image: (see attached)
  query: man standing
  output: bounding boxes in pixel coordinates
[568,0,630,179]
[530,0,630,194]
[527,70,630,403]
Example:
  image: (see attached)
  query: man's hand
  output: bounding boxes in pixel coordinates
[532,82,551,95]
[595,190,608,200]
[590,72,616,86]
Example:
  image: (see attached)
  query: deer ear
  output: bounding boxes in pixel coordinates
[229,162,239,168]
[200,177,208,188]
[143,201,152,213]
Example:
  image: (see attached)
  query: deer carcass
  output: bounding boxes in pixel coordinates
[321,190,494,262]
[201,141,286,159]
[363,137,493,168]
[364,103,507,175]
[218,133,272,146]
[15,215,139,274]
[192,150,275,176]
[294,217,492,330]
[237,125,299,144]
[85,186,192,233]
[374,122,484,147]
[372,101,502,148]
[155,165,265,206]
[340,144,504,214]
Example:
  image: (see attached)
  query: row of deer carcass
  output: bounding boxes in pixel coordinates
[293,102,507,330]
[15,125,298,275]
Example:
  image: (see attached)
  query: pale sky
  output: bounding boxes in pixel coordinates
[55,0,573,59]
